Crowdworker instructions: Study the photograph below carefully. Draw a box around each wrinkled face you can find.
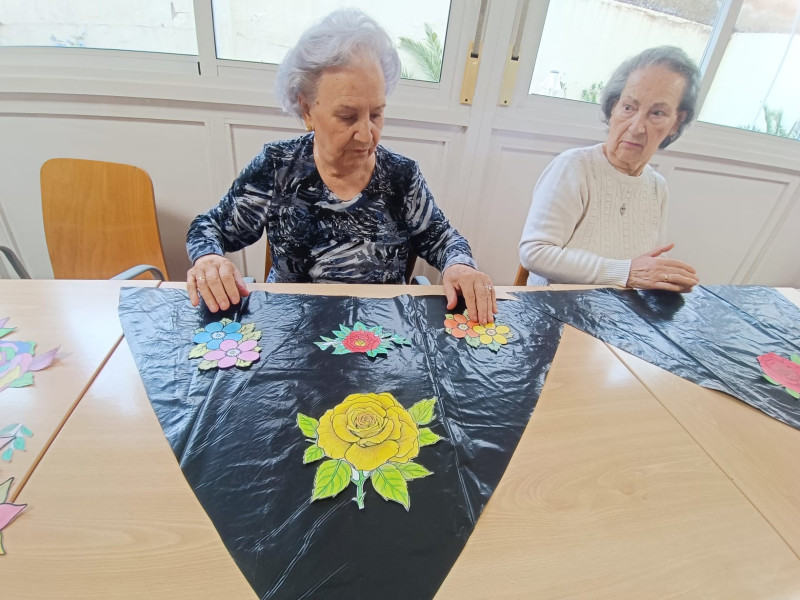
[300,60,386,174]
[605,65,687,176]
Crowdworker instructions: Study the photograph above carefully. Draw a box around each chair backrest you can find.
[514,264,529,286]
[40,158,169,280]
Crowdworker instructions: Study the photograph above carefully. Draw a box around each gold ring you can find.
[197,276,205,281]
[664,273,670,282]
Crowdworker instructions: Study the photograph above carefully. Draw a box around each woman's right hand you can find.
[187,254,250,312]
[626,243,699,293]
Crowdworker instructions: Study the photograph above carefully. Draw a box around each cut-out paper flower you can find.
[0,319,58,393]
[444,312,479,340]
[758,352,800,399]
[200,339,261,370]
[0,477,27,555]
[297,393,442,511]
[315,322,411,358]
[192,320,244,350]
[189,318,262,370]
[444,310,514,353]
[0,423,33,462]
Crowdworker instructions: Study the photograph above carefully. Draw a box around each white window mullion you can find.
[696,0,744,112]
[193,0,218,77]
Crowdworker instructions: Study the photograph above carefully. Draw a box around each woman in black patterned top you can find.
[186,9,497,324]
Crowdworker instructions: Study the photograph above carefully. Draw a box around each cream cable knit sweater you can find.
[519,143,667,286]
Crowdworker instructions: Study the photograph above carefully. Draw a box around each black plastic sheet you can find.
[118,287,564,600]
[517,285,800,430]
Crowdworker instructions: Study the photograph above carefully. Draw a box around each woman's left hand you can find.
[443,264,498,325]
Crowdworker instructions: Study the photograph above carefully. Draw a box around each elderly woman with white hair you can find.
[187,9,497,323]
[519,46,701,292]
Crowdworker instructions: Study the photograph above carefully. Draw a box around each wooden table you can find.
[0,279,157,496]
[4,281,800,599]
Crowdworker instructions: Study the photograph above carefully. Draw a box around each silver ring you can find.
[664,273,670,282]
[485,285,493,290]
[197,276,205,281]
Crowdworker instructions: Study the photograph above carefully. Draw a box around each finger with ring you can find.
[485,285,493,290]
[197,276,206,281]
[664,273,670,282]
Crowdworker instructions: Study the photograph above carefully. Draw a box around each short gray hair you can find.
[275,8,402,119]
[600,46,700,149]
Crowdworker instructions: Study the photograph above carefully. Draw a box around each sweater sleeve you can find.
[186,148,273,265]
[404,162,477,273]
[518,151,630,286]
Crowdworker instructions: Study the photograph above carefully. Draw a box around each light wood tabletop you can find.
[0,279,158,496]
[4,281,799,599]
[3,339,257,599]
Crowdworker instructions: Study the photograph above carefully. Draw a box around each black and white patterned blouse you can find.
[187,134,477,283]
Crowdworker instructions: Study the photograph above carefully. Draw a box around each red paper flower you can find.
[342,330,382,353]
[758,352,800,399]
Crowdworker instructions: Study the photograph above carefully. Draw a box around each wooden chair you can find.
[514,264,529,286]
[40,159,169,280]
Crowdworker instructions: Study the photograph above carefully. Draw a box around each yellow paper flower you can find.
[317,392,420,471]
[472,323,511,346]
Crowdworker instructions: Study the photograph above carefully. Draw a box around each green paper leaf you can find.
[394,461,433,480]
[303,444,325,464]
[241,331,262,342]
[371,464,410,510]
[297,413,319,439]
[465,336,481,348]
[487,341,501,353]
[0,477,12,502]
[418,427,443,447]
[0,424,16,436]
[444,313,454,320]
[1,448,12,462]
[791,354,800,365]
[188,344,208,359]
[235,359,252,368]
[353,322,365,331]
[314,341,329,350]
[312,459,351,501]
[239,323,256,334]
[20,426,33,438]
[371,325,384,335]
[219,318,233,326]
[9,372,34,388]
[408,398,437,425]
[197,360,218,370]
[194,327,205,334]
[366,349,378,357]
[337,325,352,336]
[763,374,780,386]
[332,345,350,355]
[12,437,25,451]
[787,388,800,399]
[392,335,411,346]
[0,327,14,339]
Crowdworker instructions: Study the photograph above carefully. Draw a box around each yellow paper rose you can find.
[317,392,420,471]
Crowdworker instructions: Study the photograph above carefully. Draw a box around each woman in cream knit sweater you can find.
[519,46,700,292]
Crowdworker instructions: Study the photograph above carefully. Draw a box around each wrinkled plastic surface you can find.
[518,285,800,430]
[118,287,564,600]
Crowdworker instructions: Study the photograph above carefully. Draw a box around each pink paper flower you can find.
[202,339,260,369]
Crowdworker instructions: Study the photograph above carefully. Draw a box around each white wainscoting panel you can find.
[0,114,213,279]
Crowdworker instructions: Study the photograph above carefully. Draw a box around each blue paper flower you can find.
[193,321,243,350]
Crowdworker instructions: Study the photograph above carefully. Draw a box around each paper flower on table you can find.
[189,318,262,370]
[297,393,442,511]
[315,322,411,358]
[0,318,59,393]
[758,352,800,399]
[0,477,27,555]
[444,310,514,353]
[0,423,33,462]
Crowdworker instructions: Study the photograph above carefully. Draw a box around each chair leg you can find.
[0,246,31,279]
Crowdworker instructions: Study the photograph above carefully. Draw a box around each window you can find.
[0,0,198,55]
[699,0,800,139]
[211,0,451,82]
[529,0,720,102]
